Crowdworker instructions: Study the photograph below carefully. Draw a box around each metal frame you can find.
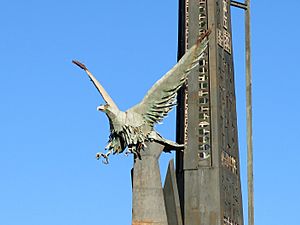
[231,0,247,10]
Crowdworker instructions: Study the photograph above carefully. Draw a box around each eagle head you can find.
[97,103,116,114]
[97,104,121,124]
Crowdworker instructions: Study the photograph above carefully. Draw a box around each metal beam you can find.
[231,0,247,10]
[245,1,254,225]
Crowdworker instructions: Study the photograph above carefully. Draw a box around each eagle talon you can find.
[100,153,110,164]
[95,152,111,164]
[96,152,101,160]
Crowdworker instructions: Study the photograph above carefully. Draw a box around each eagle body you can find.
[104,106,147,157]
[73,30,210,163]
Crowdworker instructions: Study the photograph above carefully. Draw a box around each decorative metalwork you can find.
[217,28,232,54]
[221,151,238,174]
[185,0,190,51]
[223,0,229,30]
[223,29,232,54]
[183,0,211,161]
[197,0,211,161]
[183,0,189,146]
[218,28,224,47]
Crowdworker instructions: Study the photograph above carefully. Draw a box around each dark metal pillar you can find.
[176,0,244,224]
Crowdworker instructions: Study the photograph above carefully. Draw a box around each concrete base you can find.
[132,142,168,225]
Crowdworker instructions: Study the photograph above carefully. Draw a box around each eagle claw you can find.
[96,152,110,164]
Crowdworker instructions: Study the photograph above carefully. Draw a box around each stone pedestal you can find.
[132,142,168,225]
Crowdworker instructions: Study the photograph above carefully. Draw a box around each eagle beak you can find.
[97,105,105,111]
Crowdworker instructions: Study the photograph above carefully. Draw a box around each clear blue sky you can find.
[0,1,299,225]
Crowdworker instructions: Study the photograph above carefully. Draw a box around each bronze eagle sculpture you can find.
[73,30,210,163]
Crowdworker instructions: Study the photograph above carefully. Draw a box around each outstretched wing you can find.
[72,60,119,110]
[128,30,210,128]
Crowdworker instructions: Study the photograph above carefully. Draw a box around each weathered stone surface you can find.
[132,142,168,225]
[163,159,183,225]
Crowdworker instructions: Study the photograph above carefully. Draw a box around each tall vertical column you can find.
[245,1,254,225]
[176,1,244,224]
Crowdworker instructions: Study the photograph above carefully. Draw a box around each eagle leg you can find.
[124,144,143,159]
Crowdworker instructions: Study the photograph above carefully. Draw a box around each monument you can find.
[73,31,209,225]
[73,0,253,224]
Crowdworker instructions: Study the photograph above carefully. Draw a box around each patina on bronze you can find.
[72,30,209,164]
